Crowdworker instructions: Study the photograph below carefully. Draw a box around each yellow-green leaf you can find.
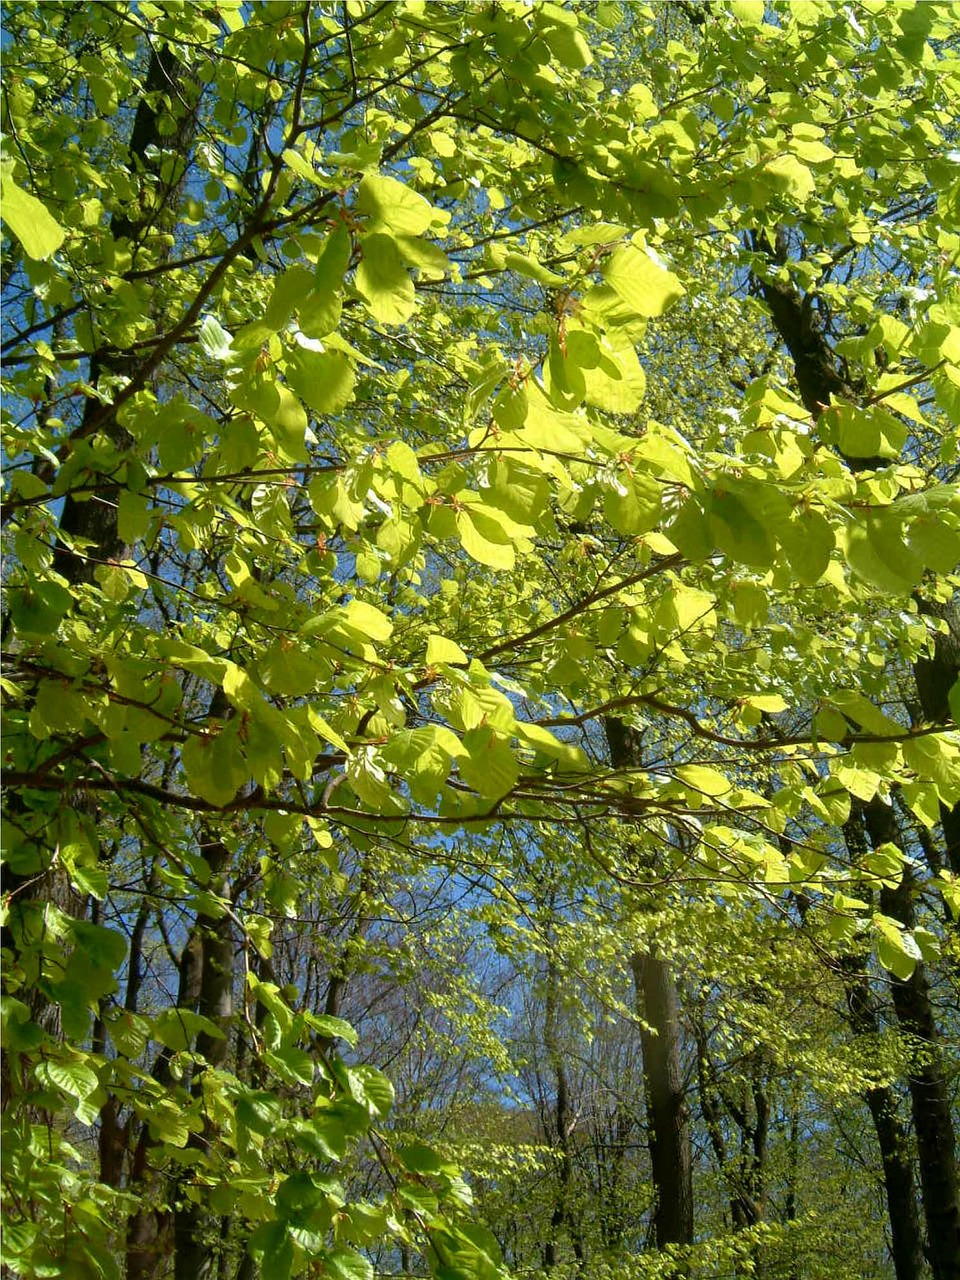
[1,175,66,259]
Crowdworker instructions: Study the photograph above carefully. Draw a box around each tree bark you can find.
[172,813,235,1280]
[865,802,960,1280]
[755,231,960,1280]
[840,811,926,1280]
[913,597,960,875]
[605,717,694,1251]
[59,44,199,581]
[543,960,584,1270]
[630,951,694,1251]
[126,928,203,1280]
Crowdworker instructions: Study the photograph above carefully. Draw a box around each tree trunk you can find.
[913,596,960,874]
[59,44,199,581]
[754,230,960,1280]
[785,1103,801,1280]
[172,827,235,1280]
[840,811,926,1280]
[844,959,925,1280]
[126,929,203,1280]
[543,961,584,1270]
[865,800,960,1280]
[605,716,694,1252]
[630,951,694,1251]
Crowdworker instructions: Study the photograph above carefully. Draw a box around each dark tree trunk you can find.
[543,961,584,1270]
[694,1006,769,1275]
[126,928,203,1280]
[913,597,960,875]
[630,951,694,1250]
[864,800,960,1280]
[172,826,235,1280]
[605,716,694,1252]
[59,44,199,582]
[754,229,960,1280]
[866,1088,928,1280]
[785,1104,802,1280]
[840,811,926,1280]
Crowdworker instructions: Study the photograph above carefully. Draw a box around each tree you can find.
[3,3,959,1279]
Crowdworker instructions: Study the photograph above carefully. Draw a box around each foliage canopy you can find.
[2,2,959,1279]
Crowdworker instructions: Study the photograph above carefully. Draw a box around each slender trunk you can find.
[694,1012,743,1231]
[785,1104,801,1280]
[126,929,203,1280]
[695,1005,768,1275]
[173,830,234,1280]
[913,596,960,875]
[323,858,373,1021]
[605,716,693,1252]
[865,800,960,1280]
[543,961,584,1270]
[631,950,694,1250]
[841,809,926,1280]
[865,1087,927,1280]
[232,954,274,1280]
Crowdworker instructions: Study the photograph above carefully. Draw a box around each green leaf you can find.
[940,871,960,921]
[341,599,393,643]
[873,914,922,980]
[198,315,234,361]
[270,385,309,462]
[381,725,464,803]
[503,251,566,286]
[492,384,529,430]
[862,842,905,888]
[8,579,73,635]
[709,489,774,567]
[603,471,661,536]
[70,919,128,970]
[1,174,66,259]
[538,14,593,69]
[459,726,520,800]
[760,154,815,202]
[831,404,906,460]
[515,720,588,771]
[283,147,324,186]
[843,520,922,593]
[731,0,764,23]
[581,340,647,414]
[356,174,442,235]
[350,1064,395,1118]
[1,998,43,1051]
[399,1141,448,1174]
[181,728,248,806]
[323,1248,374,1280]
[676,764,732,797]
[780,509,835,584]
[276,1172,326,1217]
[654,584,717,640]
[152,1008,226,1052]
[34,1057,99,1103]
[303,1012,359,1047]
[906,514,960,574]
[286,347,355,415]
[264,265,316,332]
[356,233,416,324]
[426,634,468,665]
[602,244,684,317]
[457,508,515,570]
[248,1222,293,1280]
